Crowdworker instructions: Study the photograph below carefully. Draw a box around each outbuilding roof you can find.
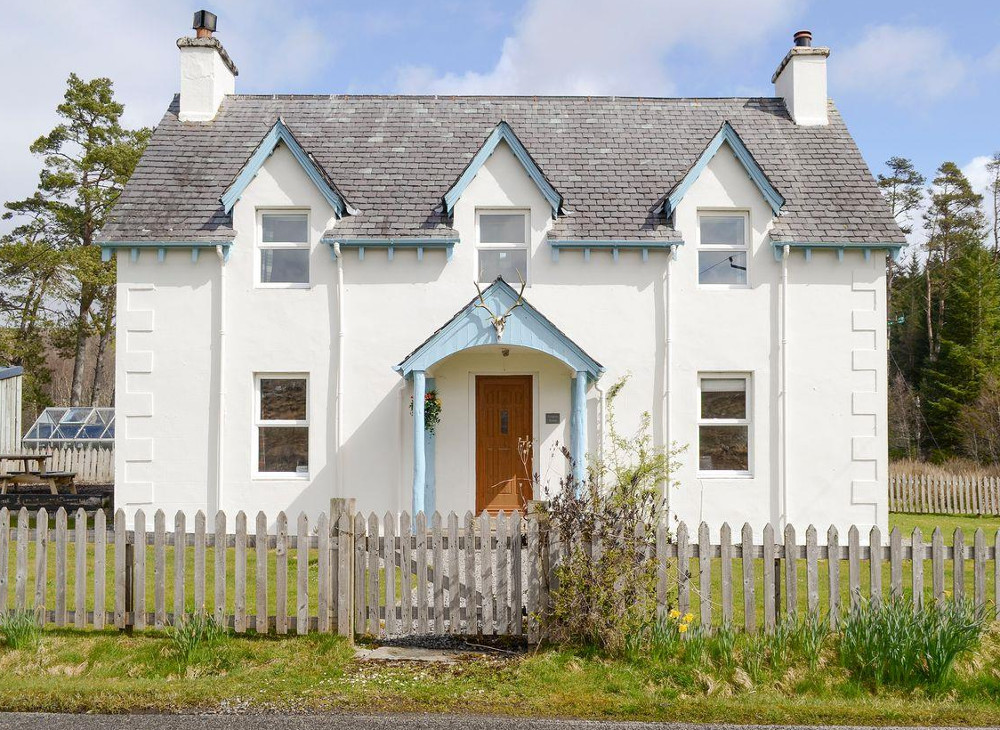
[100,94,904,246]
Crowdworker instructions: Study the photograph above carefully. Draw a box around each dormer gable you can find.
[444,121,563,219]
[221,117,356,218]
[663,122,785,218]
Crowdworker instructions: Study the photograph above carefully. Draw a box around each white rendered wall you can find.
[115,137,887,535]
[774,51,829,126]
[178,45,235,122]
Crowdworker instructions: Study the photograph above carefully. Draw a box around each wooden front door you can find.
[476,375,533,514]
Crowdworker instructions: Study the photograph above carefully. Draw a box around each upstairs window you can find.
[259,212,310,285]
[698,375,751,474]
[477,211,528,283]
[255,374,309,477]
[698,213,748,286]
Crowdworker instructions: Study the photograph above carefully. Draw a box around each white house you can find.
[100,15,905,535]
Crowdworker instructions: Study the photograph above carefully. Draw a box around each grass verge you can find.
[0,627,999,724]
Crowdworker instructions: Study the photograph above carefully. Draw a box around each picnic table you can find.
[0,453,76,495]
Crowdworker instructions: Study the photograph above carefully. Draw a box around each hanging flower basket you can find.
[410,390,443,434]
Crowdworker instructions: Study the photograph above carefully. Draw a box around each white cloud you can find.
[831,25,967,103]
[397,0,801,96]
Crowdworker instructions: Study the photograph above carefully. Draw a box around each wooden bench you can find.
[0,470,77,495]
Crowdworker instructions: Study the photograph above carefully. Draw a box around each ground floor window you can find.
[698,374,750,475]
[254,374,309,477]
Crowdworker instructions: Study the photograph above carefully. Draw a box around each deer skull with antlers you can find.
[474,273,526,341]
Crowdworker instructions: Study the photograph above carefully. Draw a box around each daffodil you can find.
[683,613,694,623]
[669,609,681,619]
[678,623,688,633]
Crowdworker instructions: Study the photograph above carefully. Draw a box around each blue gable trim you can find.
[99,240,233,263]
[0,366,23,381]
[664,122,785,218]
[395,278,603,379]
[771,240,906,263]
[443,121,563,218]
[221,118,354,218]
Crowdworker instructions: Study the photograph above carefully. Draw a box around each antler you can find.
[473,280,499,321]
[498,269,527,321]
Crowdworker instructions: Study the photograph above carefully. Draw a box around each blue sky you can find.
[2,0,998,242]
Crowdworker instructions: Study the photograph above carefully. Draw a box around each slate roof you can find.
[100,94,904,246]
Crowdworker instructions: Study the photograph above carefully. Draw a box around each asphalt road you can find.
[0,715,994,730]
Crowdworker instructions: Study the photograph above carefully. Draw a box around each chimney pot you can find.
[193,10,218,38]
[793,30,813,47]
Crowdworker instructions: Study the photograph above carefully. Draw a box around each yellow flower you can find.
[678,623,688,633]
[683,613,694,623]
[669,609,681,619]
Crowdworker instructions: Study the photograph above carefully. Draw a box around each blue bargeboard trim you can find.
[100,241,233,263]
[549,239,684,262]
[395,278,603,380]
[0,366,24,381]
[221,117,354,218]
[664,121,785,218]
[321,237,459,262]
[771,240,906,263]
[443,121,563,218]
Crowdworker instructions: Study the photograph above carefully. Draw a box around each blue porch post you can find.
[424,377,436,516]
[412,370,426,515]
[570,372,588,486]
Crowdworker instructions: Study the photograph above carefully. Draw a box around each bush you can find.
[541,376,685,653]
[839,597,987,689]
[0,610,41,650]
[169,613,228,664]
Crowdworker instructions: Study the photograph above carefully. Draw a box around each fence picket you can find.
[784,523,797,617]
[214,512,226,626]
[235,511,247,634]
[480,511,494,635]
[400,511,412,636]
[806,525,819,617]
[869,526,882,604]
[464,511,477,635]
[526,512,539,642]
[974,528,986,608]
[75,509,86,628]
[511,513,523,637]
[911,527,924,611]
[134,510,146,630]
[932,527,945,607]
[34,508,48,623]
[194,511,206,614]
[762,523,775,633]
[699,522,713,630]
[276,511,288,635]
[384,512,396,636]
[337,512,352,636]
[174,512,186,622]
[433,512,445,635]
[741,523,755,633]
[299,513,311,636]
[889,527,902,600]
[55,508,67,626]
[720,523,733,626]
[495,513,508,635]
[827,525,840,627]
[0,508,7,614]
[953,528,965,602]
[154,510,166,629]
[677,521,690,616]
[416,511,428,634]
[848,525,860,612]
[255,512,267,634]
[367,512,379,636]
[94,509,106,628]
[447,512,459,634]
[656,519,667,616]
[113,509,124,628]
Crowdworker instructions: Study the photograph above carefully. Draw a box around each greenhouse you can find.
[22,407,115,446]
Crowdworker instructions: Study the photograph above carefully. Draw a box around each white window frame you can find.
[252,373,310,480]
[256,209,311,289]
[697,210,750,289]
[475,208,531,285]
[697,373,752,478]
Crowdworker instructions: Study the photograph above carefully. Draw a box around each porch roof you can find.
[394,278,604,379]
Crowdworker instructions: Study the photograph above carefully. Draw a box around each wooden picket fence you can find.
[2,505,999,638]
[889,473,1000,515]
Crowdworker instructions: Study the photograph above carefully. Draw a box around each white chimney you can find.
[772,30,830,126]
[177,10,238,122]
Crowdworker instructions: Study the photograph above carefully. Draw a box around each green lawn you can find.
[0,628,997,724]
[889,512,1000,543]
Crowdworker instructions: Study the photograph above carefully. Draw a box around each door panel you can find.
[476,375,533,514]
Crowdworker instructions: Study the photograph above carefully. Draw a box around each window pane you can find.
[261,248,309,284]
[262,214,308,243]
[701,379,747,419]
[260,378,307,421]
[479,214,526,244]
[699,425,749,471]
[258,427,309,473]
[700,215,745,245]
[698,250,747,285]
[478,248,527,283]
